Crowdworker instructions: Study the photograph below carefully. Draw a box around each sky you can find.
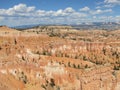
[0,0,120,26]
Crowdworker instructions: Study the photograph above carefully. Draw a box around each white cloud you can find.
[0,3,35,17]
[0,16,4,21]
[90,9,112,15]
[103,0,120,9]
[90,15,120,22]
[53,7,75,17]
[0,4,84,18]
[115,16,120,21]
[104,9,113,12]
[104,0,120,7]
[0,3,119,26]
[0,4,88,26]
[13,3,35,12]
[116,16,120,19]
[0,9,6,15]
[96,0,120,9]
[104,0,120,4]
[54,9,67,16]
[80,7,90,11]
[104,4,114,7]
[64,7,75,13]
[69,12,87,18]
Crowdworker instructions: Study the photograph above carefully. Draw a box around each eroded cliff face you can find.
[0,26,120,90]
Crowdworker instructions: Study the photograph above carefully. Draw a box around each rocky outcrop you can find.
[0,26,120,90]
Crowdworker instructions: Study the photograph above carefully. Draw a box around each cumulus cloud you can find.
[0,4,86,18]
[54,9,67,17]
[0,3,88,26]
[90,9,112,15]
[13,3,35,12]
[104,0,120,7]
[96,0,120,9]
[35,8,74,17]
[79,7,90,11]
[0,3,35,17]
[0,3,119,26]
[64,7,75,13]
[104,0,120,4]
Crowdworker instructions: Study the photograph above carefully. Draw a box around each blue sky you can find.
[0,0,120,26]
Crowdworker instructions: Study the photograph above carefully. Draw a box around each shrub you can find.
[78,64,80,69]
[85,64,88,68]
[68,62,71,67]
[50,78,55,87]
[73,64,76,68]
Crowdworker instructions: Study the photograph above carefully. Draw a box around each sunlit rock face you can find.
[0,26,120,90]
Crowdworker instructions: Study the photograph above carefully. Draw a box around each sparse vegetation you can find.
[0,26,120,90]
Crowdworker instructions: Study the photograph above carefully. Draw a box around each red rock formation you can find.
[0,26,120,90]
